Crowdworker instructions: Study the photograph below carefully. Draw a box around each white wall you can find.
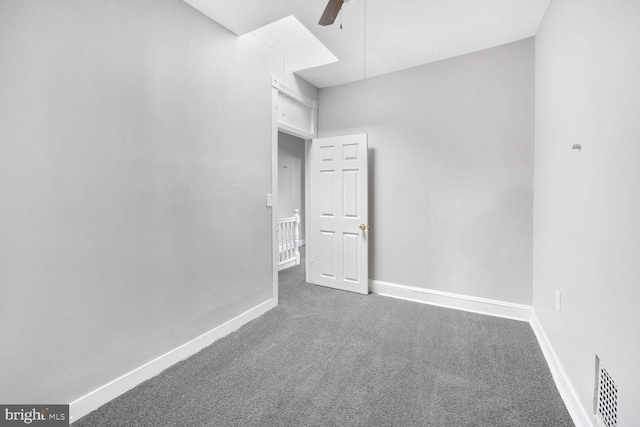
[277,132,306,242]
[534,0,640,424]
[0,0,316,405]
[318,39,535,305]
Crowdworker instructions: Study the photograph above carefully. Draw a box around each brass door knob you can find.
[359,224,367,231]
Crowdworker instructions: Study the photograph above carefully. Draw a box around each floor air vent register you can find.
[594,356,618,427]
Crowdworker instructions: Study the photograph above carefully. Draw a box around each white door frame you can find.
[271,78,318,304]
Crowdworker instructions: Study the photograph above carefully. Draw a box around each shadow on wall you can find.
[368,147,376,278]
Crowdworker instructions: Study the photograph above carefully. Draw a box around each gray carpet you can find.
[74,249,574,426]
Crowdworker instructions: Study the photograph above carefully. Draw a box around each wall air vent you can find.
[594,356,618,427]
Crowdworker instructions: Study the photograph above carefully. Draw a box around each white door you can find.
[310,134,368,294]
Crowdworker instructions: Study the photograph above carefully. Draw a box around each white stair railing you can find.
[277,209,300,271]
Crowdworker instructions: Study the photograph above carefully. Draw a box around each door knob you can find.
[359,224,367,231]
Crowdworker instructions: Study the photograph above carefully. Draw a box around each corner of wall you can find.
[529,313,595,427]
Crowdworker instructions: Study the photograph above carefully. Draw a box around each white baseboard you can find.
[67,284,594,427]
[529,313,596,427]
[371,279,594,426]
[278,259,297,271]
[370,280,532,322]
[69,298,277,423]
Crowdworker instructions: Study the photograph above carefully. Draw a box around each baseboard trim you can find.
[67,286,593,427]
[529,313,595,427]
[278,259,297,271]
[370,279,594,425]
[69,298,277,423]
[369,280,532,322]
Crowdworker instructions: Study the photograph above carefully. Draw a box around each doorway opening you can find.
[271,77,317,304]
[270,80,369,302]
[275,130,312,303]
[277,131,307,271]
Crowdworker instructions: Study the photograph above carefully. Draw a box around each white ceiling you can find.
[183,0,551,88]
[248,15,338,72]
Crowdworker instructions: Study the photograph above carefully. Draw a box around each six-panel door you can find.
[311,134,368,295]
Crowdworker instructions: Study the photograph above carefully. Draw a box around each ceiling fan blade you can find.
[319,0,344,26]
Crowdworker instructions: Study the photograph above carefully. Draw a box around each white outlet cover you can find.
[555,290,561,312]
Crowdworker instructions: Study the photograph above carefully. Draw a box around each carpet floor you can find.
[74,249,574,426]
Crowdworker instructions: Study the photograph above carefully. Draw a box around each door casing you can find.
[271,81,317,305]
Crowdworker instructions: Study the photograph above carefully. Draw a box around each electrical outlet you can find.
[555,290,561,312]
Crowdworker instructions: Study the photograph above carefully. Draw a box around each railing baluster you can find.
[294,209,300,266]
[277,209,301,270]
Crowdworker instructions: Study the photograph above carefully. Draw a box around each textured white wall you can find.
[0,0,316,404]
[318,39,535,304]
[534,0,640,424]
[277,132,306,241]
